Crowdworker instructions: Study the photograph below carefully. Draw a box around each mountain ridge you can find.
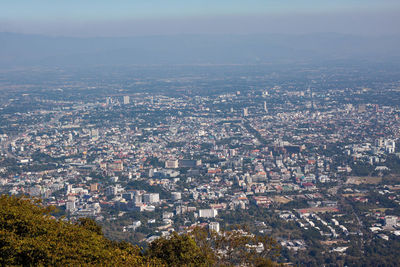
[1,32,400,68]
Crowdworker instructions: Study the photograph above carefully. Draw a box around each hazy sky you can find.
[1,0,400,36]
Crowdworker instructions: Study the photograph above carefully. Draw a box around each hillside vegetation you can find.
[0,195,279,266]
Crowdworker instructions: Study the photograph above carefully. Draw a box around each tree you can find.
[0,194,161,266]
[76,217,103,235]
[189,226,280,267]
[146,232,213,266]
[0,194,281,266]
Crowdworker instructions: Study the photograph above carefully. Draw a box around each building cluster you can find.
[1,86,400,252]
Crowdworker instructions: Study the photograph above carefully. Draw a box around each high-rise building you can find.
[243,107,248,117]
[106,186,117,196]
[199,208,218,218]
[385,216,397,227]
[165,159,179,169]
[66,201,76,211]
[143,193,160,204]
[134,193,142,204]
[209,222,220,233]
[68,132,73,143]
[385,140,396,153]
[90,129,99,141]
[123,95,130,105]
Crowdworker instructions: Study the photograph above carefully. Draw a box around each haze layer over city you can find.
[1,1,400,266]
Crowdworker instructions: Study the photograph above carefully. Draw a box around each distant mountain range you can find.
[1,32,399,68]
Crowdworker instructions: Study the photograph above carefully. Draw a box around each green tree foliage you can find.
[0,194,161,266]
[0,195,280,266]
[147,227,280,267]
[188,226,280,267]
[76,217,103,235]
[146,232,213,266]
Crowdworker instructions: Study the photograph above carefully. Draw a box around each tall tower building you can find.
[123,96,130,105]
[90,129,99,141]
[68,132,73,143]
[263,101,268,113]
[243,107,248,117]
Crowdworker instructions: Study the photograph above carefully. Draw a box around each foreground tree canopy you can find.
[0,195,279,266]
[0,194,160,266]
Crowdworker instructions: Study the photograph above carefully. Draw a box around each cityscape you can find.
[1,64,400,265]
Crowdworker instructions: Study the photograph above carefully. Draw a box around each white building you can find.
[163,212,174,219]
[90,129,99,141]
[125,220,141,231]
[385,140,396,153]
[199,208,218,218]
[123,95,130,105]
[243,107,248,117]
[209,222,220,233]
[134,193,142,204]
[385,216,398,227]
